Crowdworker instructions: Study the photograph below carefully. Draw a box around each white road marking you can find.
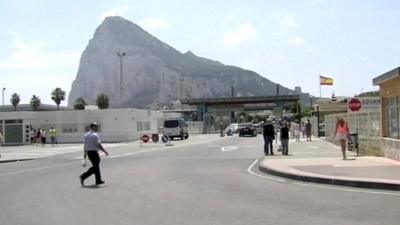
[246,159,286,182]
[247,159,400,197]
[221,146,239,152]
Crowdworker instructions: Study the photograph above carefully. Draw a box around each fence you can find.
[322,110,382,156]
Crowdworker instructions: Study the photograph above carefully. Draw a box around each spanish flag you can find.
[320,76,334,85]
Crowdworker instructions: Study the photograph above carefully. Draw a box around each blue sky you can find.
[0,0,399,106]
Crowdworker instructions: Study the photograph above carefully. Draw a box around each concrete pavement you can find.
[259,137,400,190]
[0,134,222,163]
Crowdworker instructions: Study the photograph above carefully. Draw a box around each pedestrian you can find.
[305,120,312,141]
[263,119,275,155]
[35,129,42,146]
[40,129,46,146]
[334,117,350,160]
[49,127,57,146]
[301,122,306,138]
[289,122,294,139]
[294,122,301,142]
[80,122,109,186]
[280,122,289,155]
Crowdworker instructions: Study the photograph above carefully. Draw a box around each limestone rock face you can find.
[68,16,303,109]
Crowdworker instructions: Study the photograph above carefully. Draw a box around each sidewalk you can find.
[259,138,400,191]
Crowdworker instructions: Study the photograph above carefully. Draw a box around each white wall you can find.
[0,109,163,144]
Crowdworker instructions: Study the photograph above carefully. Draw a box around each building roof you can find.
[0,104,69,112]
[181,95,300,106]
[373,67,400,86]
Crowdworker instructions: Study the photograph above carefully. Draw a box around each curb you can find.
[258,163,400,191]
[0,158,34,164]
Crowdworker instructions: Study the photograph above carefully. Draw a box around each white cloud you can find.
[287,37,304,47]
[273,10,298,30]
[139,17,170,32]
[98,6,132,21]
[281,14,298,29]
[222,23,256,48]
[0,38,79,70]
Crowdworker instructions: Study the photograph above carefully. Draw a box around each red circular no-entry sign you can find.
[348,98,362,112]
[141,134,150,143]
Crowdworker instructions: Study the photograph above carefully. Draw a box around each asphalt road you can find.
[0,135,399,225]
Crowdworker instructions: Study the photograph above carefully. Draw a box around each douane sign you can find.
[348,98,362,112]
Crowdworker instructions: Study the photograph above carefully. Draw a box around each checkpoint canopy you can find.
[181,95,300,133]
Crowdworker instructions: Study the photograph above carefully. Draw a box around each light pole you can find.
[116,52,126,107]
[2,87,5,106]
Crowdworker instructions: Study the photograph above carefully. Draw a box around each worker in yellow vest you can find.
[49,127,57,146]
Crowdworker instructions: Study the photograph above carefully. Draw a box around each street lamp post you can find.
[2,87,5,106]
[116,52,126,107]
[315,104,320,137]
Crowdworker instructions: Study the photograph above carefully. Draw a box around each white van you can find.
[163,118,189,140]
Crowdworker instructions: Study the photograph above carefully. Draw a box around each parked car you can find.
[238,123,257,137]
[252,123,263,134]
[225,123,239,136]
[163,118,189,140]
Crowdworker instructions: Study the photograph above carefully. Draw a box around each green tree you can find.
[356,91,380,97]
[30,95,41,111]
[74,97,87,110]
[10,93,20,111]
[51,87,66,111]
[96,93,109,109]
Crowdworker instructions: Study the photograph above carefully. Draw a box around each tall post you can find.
[179,76,184,116]
[276,84,280,95]
[231,79,234,98]
[2,87,5,106]
[316,104,320,137]
[116,52,126,107]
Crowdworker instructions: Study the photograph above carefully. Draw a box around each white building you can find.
[0,109,164,145]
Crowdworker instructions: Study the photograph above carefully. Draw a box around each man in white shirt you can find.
[79,123,109,186]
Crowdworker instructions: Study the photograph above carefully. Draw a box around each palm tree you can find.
[51,87,66,111]
[30,95,41,111]
[74,97,86,110]
[96,94,109,109]
[10,93,20,111]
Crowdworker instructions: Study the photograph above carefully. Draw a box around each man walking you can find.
[280,122,290,155]
[263,119,275,155]
[80,123,109,186]
[305,120,312,141]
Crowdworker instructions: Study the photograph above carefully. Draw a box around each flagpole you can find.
[319,74,321,98]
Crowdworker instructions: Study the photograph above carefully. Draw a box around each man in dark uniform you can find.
[263,119,275,155]
[80,123,109,186]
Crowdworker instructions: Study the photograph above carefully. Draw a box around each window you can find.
[386,96,399,139]
[62,124,79,133]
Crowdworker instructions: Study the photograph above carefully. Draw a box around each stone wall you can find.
[323,110,382,157]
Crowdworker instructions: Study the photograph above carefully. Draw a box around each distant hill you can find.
[68,16,310,109]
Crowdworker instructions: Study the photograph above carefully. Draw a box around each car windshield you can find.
[164,120,179,128]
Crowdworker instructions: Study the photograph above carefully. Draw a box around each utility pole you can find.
[116,52,126,107]
[179,76,184,115]
[2,87,5,106]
